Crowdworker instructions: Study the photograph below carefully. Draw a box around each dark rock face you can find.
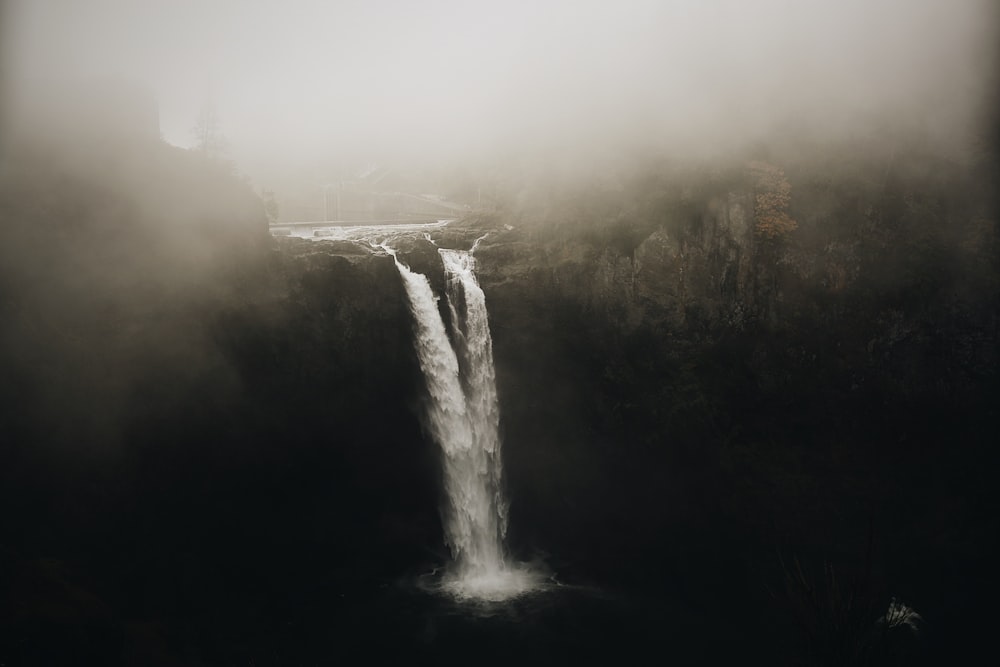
[472,192,761,338]
[632,192,760,329]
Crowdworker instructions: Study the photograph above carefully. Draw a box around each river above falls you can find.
[270,218,454,241]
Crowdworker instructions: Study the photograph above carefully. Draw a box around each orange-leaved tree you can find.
[748,160,797,238]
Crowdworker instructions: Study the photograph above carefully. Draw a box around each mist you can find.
[4,0,996,174]
[2,2,999,664]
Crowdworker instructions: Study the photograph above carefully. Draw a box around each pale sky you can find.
[3,0,996,172]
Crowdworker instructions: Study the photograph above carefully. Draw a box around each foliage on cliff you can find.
[748,160,798,238]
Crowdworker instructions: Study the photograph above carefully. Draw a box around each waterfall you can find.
[384,240,539,601]
[440,247,508,560]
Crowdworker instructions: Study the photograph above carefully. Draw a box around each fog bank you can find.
[3,0,996,170]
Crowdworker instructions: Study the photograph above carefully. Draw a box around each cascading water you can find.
[439,247,507,566]
[383,239,540,601]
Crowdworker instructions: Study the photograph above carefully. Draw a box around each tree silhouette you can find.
[261,188,279,223]
[192,101,228,158]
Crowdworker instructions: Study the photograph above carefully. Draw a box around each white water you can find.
[439,246,507,565]
[384,240,541,601]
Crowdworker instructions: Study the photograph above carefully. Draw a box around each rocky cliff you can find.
[2,136,996,662]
